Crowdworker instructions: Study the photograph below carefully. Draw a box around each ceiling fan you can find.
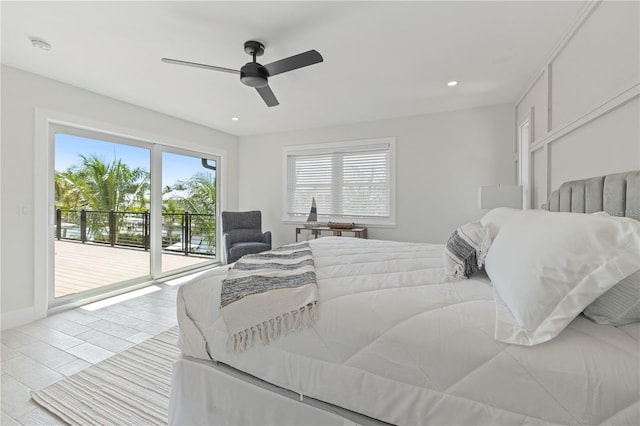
[162,41,323,107]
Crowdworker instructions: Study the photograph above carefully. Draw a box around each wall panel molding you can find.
[530,84,639,152]
[518,0,639,208]
[514,0,601,107]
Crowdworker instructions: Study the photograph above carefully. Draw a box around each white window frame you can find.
[282,137,396,227]
[35,108,226,316]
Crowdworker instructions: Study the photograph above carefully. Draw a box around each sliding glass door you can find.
[51,125,219,308]
[53,128,151,302]
[161,152,218,274]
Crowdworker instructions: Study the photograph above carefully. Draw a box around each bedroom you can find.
[1,0,639,425]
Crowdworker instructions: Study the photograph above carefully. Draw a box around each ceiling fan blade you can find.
[262,50,323,77]
[161,58,240,75]
[256,85,279,107]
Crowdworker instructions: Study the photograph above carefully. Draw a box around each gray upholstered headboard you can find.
[542,170,640,220]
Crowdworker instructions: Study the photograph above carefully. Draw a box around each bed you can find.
[169,170,640,425]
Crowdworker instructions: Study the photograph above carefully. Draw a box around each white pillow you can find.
[479,207,520,240]
[485,209,640,346]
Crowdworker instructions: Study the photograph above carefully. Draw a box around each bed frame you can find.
[542,170,640,219]
[169,355,391,425]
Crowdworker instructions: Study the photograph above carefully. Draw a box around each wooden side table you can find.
[295,225,368,242]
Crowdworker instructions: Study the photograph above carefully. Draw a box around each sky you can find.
[55,133,215,186]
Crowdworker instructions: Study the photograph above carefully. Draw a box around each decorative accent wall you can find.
[515,0,640,208]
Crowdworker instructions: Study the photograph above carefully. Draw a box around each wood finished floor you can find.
[0,278,188,425]
[54,240,212,298]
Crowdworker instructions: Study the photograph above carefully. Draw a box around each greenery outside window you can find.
[50,122,219,305]
[283,137,396,226]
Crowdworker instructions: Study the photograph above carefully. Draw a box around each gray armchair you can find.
[222,210,272,264]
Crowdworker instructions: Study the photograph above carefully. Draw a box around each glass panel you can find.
[161,152,217,273]
[54,133,151,299]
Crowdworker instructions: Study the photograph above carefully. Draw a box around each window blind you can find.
[286,144,391,220]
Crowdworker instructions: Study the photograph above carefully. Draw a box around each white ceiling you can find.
[1,1,586,137]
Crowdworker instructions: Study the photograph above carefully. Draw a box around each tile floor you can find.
[1,281,182,425]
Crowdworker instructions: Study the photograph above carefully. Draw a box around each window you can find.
[283,138,395,226]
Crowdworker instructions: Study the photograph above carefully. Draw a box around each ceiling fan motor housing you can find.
[240,62,269,88]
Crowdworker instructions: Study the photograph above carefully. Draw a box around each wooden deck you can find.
[54,240,215,298]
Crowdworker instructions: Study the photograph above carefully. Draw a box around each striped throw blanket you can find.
[220,242,318,353]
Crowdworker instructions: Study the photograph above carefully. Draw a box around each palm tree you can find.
[74,154,149,212]
[169,172,216,213]
[166,171,216,250]
[56,154,150,242]
[162,199,182,247]
[55,169,84,210]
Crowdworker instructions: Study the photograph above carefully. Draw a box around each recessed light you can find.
[30,37,52,51]
[231,117,239,121]
[447,80,459,87]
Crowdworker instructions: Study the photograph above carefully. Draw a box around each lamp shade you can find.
[478,185,523,209]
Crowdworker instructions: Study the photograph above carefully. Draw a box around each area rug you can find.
[31,327,180,426]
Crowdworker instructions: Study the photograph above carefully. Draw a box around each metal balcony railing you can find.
[55,209,216,256]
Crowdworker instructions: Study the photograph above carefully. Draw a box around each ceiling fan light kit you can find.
[162,40,323,107]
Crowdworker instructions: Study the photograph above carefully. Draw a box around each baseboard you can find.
[1,306,43,331]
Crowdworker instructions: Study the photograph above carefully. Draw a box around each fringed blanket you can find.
[220,242,318,353]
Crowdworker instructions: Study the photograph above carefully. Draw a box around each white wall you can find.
[516,0,640,207]
[238,104,514,247]
[0,65,239,329]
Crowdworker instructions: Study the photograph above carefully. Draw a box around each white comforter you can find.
[177,237,640,425]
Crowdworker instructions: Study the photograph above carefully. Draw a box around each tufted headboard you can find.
[542,170,640,220]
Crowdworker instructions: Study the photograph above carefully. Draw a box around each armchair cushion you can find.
[227,228,263,244]
[229,242,272,263]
